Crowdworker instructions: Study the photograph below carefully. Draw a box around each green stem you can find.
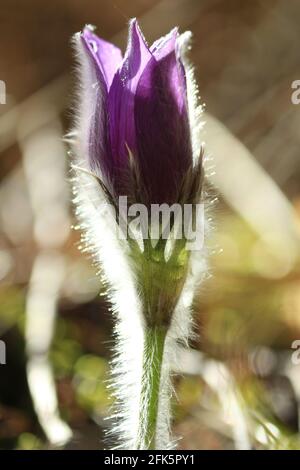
[139,326,168,449]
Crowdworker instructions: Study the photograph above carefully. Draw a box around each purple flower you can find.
[72,22,206,450]
[75,19,196,205]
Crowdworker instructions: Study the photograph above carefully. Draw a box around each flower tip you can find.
[85,24,96,32]
[170,27,180,47]
[129,17,140,36]
[128,17,149,50]
[178,30,192,46]
[81,24,95,40]
[73,31,81,42]
[80,26,101,55]
[176,31,193,59]
[171,26,179,36]
[129,17,138,29]
[150,26,179,60]
[128,17,139,37]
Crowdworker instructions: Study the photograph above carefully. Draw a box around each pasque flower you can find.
[71,19,205,450]
[77,19,200,205]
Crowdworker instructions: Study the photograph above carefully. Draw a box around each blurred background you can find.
[1,0,300,450]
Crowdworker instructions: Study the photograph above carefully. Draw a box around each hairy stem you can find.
[138,325,168,449]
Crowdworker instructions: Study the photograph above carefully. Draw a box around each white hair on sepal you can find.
[72,160,208,449]
[70,160,210,449]
[71,166,147,449]
[178,31,205,165]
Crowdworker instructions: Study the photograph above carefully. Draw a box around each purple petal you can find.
[134,31,192,204]
[108,19,152,171]
[75,31,114,186]
[81,26,122,89]
[150,27,178,58]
